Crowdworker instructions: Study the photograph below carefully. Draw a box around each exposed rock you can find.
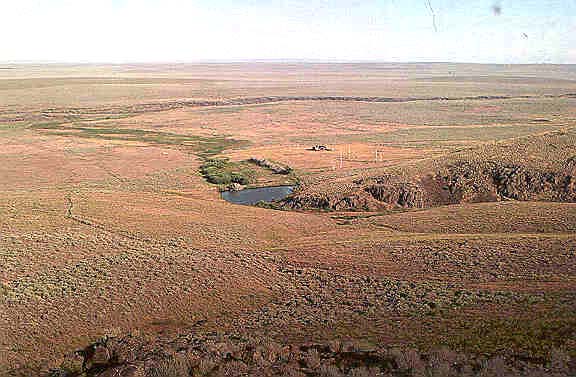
[104,337,143,365]
[365,181,428,208]
[85,344,111,371]
[433,161,498,204]
[60,333,575,377]
[284,160,576,211]
[248,158,292,175]
[439,161,576,203]
[564,156,576,173]
[282,193,333,210]
[227,182,245,192]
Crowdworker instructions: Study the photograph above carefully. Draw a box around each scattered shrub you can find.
[200,158,256,185]
[147,356,190,377]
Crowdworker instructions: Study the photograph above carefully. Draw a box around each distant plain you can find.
[1,63,575,375]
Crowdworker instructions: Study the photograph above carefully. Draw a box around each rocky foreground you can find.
[51,333,575,377]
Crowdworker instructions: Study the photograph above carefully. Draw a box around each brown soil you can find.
[1,63,575,376]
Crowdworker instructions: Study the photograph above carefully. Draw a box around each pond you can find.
[221,185,294,206]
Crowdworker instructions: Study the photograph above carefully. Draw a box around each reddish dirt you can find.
[1,63,575,376]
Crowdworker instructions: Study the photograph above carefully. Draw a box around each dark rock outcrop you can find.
[365,181,428,208]
[283,160,576,211]
[439,161,576,204]
[248,158,292,175]
[50,334,575,377]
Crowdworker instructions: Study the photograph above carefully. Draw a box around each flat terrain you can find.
[0,63,575,376]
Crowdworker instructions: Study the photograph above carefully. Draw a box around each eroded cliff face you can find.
[364,180,428,209]
[282,159,576,211]
[281,190,380,211]
[434,161,576,203]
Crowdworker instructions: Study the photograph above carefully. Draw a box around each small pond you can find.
[221,185,294,205]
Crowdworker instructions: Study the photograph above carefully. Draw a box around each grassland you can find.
[0,63,575,376]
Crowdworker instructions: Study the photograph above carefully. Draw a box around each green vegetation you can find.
[436,310,576,361]
[248,157,293,174]
[31,122,247,157]
[200,158,256,185]
[196,106,247,115]
[254,200,285,210]
[0,122,33,135]
[0,123,25,130]
[200,158,298,187]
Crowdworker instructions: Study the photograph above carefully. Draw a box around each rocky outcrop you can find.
[51,333,575,377]
[282,191,382,211]
[365,180,428,208]
[283,159,576,211]
[226,182,245,192]
[564,156,576,173]
[439,161,576,203]
[30,93,576,123]
[248,158,292,175]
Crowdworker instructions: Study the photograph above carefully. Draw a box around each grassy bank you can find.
[200,158,256,185]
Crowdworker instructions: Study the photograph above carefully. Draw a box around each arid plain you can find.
[1,63,576,376]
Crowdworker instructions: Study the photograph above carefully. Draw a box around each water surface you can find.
[221,185,294,205]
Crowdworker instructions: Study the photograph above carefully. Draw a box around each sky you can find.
[2,0,575,63]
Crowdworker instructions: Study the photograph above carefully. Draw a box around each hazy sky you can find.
[2,0,575,63]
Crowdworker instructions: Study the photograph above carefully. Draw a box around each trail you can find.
[64,193,149,243]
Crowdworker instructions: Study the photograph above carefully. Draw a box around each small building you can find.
[310,145,330,151]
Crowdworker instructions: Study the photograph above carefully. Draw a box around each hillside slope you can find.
[284,128,576,211]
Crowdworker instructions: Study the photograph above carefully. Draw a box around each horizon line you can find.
[1,59,576,66]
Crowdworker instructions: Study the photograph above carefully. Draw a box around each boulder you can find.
[227,182,245,191]
[84,344,111,370]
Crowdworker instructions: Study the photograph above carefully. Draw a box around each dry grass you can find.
[363,201,576,233]
[1,63,575,376]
